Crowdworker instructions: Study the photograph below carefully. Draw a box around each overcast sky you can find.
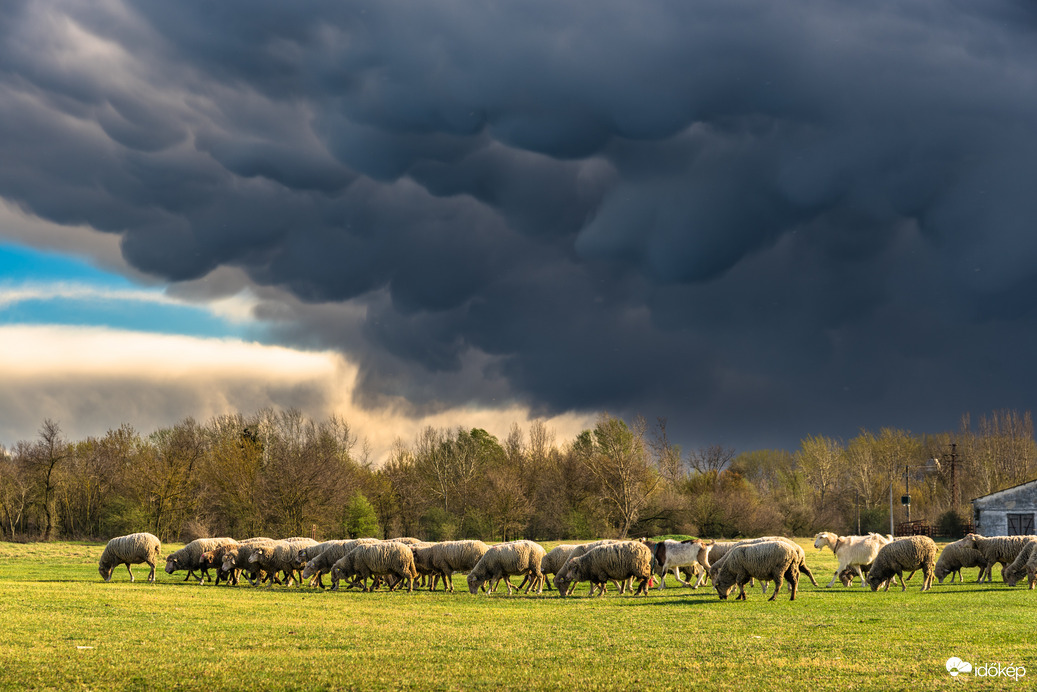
[1,1,1036,458]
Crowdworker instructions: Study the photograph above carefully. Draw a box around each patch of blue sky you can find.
[0,242,135,288]
[0,242,262,341]
[0,293,256,340]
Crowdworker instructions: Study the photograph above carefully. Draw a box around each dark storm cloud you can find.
[2,0,1037,449]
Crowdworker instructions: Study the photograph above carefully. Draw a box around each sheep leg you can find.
[146,562,156,583]
[897,569,906,592]
[768,572,784,602]
[787,566,799,601]
[673,567,689,587]
[800,564,819,587]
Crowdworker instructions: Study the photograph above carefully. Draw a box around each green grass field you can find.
[0,539,1032,691]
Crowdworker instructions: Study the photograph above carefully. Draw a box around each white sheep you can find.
[865,536,937,592]
[712,540,802,601]
[421,540,490,592]
[466,540,547,595]
[707,537,817,593]
[298,538,381,586]
[553,541,654,597]
[1026,545,1037,590]
[961,534,1037,582]
[164,537,237,583]
[329,542,418,592]
[248,540,310,586]
[98,532,162,583]
[218,538,276,586]
[934,537,987,584]
[813,532,893,588]
[556,540,631,595]
[651,539,711,589]
[533,544,578,592]
[1002,541,1037,587]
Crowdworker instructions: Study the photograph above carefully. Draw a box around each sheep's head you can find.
[466,573,484,595]
[866,572,883,591]
[813,533,834,550]
[248,549,265,564]
[934,565,950,584]
[164,556,181,573]
[713,572,737,600]
[98,563,113,582]
[838,568,857,586]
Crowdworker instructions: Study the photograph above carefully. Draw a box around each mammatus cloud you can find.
[0,325,595,458]
[2,1,1036,450]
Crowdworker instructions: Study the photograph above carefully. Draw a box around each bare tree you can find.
[797,435,843,512]
[575,414,660,538]
[24,420,67,541]
[0,444,31,540]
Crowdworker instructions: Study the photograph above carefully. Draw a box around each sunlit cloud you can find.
[0,282,260,324]
[0,325,595,460]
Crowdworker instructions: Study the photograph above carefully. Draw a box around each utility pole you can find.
[949,442,960,512]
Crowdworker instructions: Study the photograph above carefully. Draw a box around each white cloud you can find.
[0,282,260,325]
[0,325,594,460]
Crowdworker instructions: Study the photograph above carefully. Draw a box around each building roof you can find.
[971,477,1037,505]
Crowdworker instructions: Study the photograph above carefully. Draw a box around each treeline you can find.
[0,408,1035,543]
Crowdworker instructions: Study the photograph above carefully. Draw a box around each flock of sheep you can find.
[95,530,1037,600]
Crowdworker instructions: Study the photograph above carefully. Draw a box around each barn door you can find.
[1007,513,1035,535]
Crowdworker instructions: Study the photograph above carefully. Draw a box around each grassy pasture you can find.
[0,539,1032,691]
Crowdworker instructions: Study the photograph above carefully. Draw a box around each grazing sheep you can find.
[934,537,988,584]
[330,542,418,592]
[352,543,416,593]
[294,540,351,587]
[1002,541,1037,587]
[814,532,893,588]
[388,537,424,545]
[467,541,547,595]
[533,544,578,592]
[961,534,1037,582]
[301,539,380,586]
[712,540,802,602]
[422,540,491,592]
[652,539,711,589]
[198,543,246,586]
[1026,546,1037,590]
[248,540,311,586]
[98,532,162,583]
[707,537,817,593]
[164,537,237,583]
[554,541,654,598]
[219,538,278,585]
[866,536,937,592]
[556,540,631,595]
